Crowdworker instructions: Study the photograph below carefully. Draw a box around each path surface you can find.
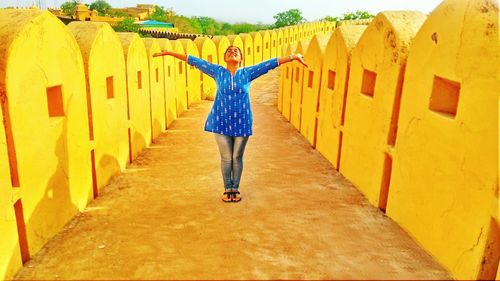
[14,69,451,280]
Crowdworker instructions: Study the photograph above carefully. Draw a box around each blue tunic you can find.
[187,55,279,137]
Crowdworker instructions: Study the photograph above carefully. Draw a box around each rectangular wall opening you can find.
[295,67,300,83]
[361,69,376,97]
[477,218,500,280]
[137,71,142,89]
[14,199,30,264]
[106,76,114,99]
[207,55,213,63]
[429,75,460,118]
[247,47,251,55]
[257,46,260,53]
[46,85,65,117]
[327,70,336,90]
[307,70,314,88]
[178,62,183,74]
[155,68,159,83]
[266,43,269,49]
[378,153,393,212]
[168,66,171,77]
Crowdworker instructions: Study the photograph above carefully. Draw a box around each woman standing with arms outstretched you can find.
[154,45,306,203]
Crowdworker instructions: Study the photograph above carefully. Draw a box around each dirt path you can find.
[14,69,451,280]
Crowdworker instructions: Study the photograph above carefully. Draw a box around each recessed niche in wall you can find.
[106,76,114,99]
[429,75,460,118]
[46,85,64,117]
[327,70,336,90]
[361,69,376,97]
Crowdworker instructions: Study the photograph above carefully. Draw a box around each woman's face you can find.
[224,46,242,65]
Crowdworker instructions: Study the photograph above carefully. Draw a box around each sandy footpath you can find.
[14,69,451,280]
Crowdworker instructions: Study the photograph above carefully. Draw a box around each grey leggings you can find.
[213,133,250,190]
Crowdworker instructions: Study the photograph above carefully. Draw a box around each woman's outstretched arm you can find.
[278,54,307,67]
[153,50,187,61]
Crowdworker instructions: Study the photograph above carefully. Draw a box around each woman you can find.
[154,45,306,203]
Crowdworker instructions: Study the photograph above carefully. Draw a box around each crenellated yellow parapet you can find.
[67,21,129,197]
[0,10,92,279]
[339,11,427,208]
[387,0,499,279]
[194,37,218,100]
[157,38,177,127]
[117,32,152,162]
[143,38,167,139]
[316,25,366,170]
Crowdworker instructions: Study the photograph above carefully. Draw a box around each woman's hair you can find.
[224,45,244,66]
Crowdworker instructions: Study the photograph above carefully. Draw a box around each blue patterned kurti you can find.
[187,55,279,137]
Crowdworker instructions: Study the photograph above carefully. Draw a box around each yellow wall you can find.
[339,12,426,207]
[0,103,22,280]
[299,34,329,147]
[269,30,277,59]
[290,40,309,130]
[171,40,188,115]
[387,0,499,279]
[157,39,177,127]
[260,30,271,61]
[276,29,284,57]
[239,33,254,67]
[143,38,167,139]
[117,32,152,162]
[0,9,93,265]
[280,44,297,121]
[180,39,202,106]
[68,22,129,196]
[250,32,263,64]
[316,26,366,170]
[194,37,218,101]
[212,36,230,68]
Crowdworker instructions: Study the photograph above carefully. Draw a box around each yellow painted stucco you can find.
[68,22,129,197]
[280,44,297,121]
[157,39,177,127]
[171,40,188,115]
[250,32,263,64]
[0,103,22,281]
[194,37,218,100]
[179,39,201,105]
[0,9,93,269]
[143,38,167,140]
[290,40,310,130]
[269,30,278,59]
[339,11,426,207]
[276,29,284,57]
[239,33,254,67]
[299,34,329,147]
[260,31,271,61]
[316,26,366,170]
[386,1,499,279]
[117,32,152,162]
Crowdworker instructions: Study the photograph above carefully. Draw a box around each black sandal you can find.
[222,191,232,203]
[231,190,242,202]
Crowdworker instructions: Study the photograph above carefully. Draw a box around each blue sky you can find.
[2,0,444,24]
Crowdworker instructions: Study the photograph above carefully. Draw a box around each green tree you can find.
[88,0,111,16]
[149,5,167,22]
[324,10,374,22]
[60,0,80,16]
[113,17,139,32]
[272,9,305,28]
[192,16,220,35]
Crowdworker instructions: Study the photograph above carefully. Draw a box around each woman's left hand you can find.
[295,54,308,68]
